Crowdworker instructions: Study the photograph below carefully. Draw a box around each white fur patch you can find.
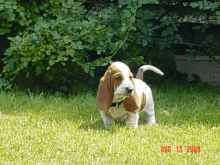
[113,62,130,77]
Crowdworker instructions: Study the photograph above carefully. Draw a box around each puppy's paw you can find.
[147,120,157,126]
[103,116,114,127]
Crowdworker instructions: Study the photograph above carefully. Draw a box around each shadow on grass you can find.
[1,102,219,132]
[78,107,220,131]
[78,113,160,131]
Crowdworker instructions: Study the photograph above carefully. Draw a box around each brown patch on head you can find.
[112,72,123,91]
[96,63,124,114]
[128,72,134,80]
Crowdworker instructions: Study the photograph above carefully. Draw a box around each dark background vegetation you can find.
[0,0,220,94]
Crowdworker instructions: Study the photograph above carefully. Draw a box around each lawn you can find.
[0,84,220,164]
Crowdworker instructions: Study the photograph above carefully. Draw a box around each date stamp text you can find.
[161,146,200,153]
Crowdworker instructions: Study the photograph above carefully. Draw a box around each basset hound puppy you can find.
[96,62,164,128]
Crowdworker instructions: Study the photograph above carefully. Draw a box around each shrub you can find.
[1,0,220,92]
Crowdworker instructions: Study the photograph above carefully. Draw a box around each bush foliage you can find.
[0,0,220,92]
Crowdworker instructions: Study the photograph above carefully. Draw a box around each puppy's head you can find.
[112,62,134,101]
[96,62,140,114]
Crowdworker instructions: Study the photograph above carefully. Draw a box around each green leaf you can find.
[88,36,94,43]
[10,13,15,20]
[162,30,168,37]
[0,78,12,90]
[49,59,56,66]
[192,25,201,31]
[67,0,74,5]
[53,33,61,39]
[121,27,127,32]
[159,42,165,50]
[59,20,66,24]
[66,49,75,57]
[0,5,4,11]
[84,65,89,73]
[193,3,200,8]
[97,50,101,55]
[7,8,13,15]
[71,42,77,49]
[46,50,51,55]
[96,61,101,66]
[216,11,220,16]
[4,47,13,56]
[129,16,135,23]
[76,41,83,49]
[162,27,173,37]
[0,28,10,35]
[121,10,131,19]
[19,11,25,18]
[44,3,49,8]
[82,20,90,28]
[101,63,108,66]
[3,58,14,70]
[63,36,71,43]
[41,22,50,29]
[90,70,94,77]
[31,33,38,40]
[142,39,148,46]
[23,61,28,68]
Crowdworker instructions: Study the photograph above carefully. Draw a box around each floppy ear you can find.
[96,70,113,114]
[123,91,140,113]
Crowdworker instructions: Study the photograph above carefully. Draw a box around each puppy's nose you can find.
[126,87,133,94]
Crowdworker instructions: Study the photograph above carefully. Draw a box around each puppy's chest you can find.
[108,103,127,118]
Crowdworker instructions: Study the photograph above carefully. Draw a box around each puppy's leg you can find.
[143,98,157,125]
[126,112,139,128]
[99,110,114,127]
[143,104,157,125]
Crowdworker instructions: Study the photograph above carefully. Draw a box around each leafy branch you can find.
[177,42,220,65]
[178,42,220,51]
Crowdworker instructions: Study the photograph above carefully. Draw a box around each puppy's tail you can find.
[136,65,164,80]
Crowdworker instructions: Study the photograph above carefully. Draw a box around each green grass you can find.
[0,84,220,164]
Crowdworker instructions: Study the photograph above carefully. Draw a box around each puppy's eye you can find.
[116,77,122,81]
[129,76,133,79]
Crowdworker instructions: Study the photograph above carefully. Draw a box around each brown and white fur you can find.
[96,62,163,128]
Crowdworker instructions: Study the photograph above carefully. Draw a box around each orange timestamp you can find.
[161,146,201,153]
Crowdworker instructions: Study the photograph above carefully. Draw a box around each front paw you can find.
[100,111,114,127]
[103,116,114,127]
[126,119,138,129]
[147,120,157,125]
